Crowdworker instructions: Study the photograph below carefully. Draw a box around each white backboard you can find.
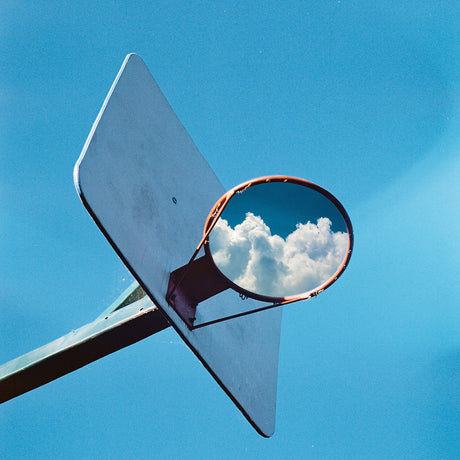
[74,54,282,436]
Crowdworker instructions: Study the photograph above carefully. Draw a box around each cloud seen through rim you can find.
[209,212,349,297]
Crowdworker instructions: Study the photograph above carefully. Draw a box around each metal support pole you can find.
[0,285,170,403]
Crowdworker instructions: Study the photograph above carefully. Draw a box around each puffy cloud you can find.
[209,213,348,297]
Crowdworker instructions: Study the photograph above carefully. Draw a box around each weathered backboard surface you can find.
[74,54,282,436]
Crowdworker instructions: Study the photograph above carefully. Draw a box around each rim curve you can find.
[202,175,354,306]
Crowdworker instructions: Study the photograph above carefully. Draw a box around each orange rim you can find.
[201,175,354,306]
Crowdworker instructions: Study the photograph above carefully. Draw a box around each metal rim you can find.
[202,175,354,305]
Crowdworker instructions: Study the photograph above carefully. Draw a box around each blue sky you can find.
[1,1,459,458]
[217,181,349,235]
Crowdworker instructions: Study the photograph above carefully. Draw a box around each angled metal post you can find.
[0,283,170,404]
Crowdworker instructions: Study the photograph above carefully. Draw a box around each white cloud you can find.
[209,212,348,297]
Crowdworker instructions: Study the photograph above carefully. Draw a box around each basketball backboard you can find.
[74,54,282,437]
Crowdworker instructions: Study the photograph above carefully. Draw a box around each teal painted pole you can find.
[0,286,169,403]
